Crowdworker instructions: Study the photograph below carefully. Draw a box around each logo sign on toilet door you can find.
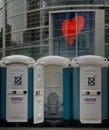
[87,76,95,87]
[6,63,28,122]
[12,73,22,86]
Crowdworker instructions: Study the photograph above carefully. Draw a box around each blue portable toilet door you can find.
[80,65,101,124]
[6,63,28,122]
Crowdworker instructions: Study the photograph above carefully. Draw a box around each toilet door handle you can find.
[23,91,27,94]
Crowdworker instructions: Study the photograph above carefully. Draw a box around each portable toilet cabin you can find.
[34,56,72,126]
[72,55,109,125]
[0,55,35,123]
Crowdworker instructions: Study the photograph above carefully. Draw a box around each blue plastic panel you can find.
[1,67,6,119]
[72,68,80,120]
[28,67,34,120]
[63,68,72,120]
[102,67,109,120]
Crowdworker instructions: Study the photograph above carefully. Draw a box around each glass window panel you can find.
[27,0,40,10]
[52,11,95,57]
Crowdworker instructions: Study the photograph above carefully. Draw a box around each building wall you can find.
[0,1,3,49]
[95,10,105,56]
[1,0,109,59]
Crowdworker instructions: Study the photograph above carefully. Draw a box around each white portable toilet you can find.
[34,56,72,125]
[0,55,35,123]
[72,55,109,124]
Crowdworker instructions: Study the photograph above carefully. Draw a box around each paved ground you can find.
[0,128,109,130]
[0,120,109,129]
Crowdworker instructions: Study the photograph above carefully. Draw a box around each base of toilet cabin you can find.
[72,119,109,127]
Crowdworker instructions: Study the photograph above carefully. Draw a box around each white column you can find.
[76,12,78,57]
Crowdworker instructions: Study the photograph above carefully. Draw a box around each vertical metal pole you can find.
[3,0,6,57]
[49,12,53,55]
[76,12,78,57]
[40,0,46,56]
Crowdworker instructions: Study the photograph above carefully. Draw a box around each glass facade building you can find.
[1,0,109,59]
[0,1,3,49]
